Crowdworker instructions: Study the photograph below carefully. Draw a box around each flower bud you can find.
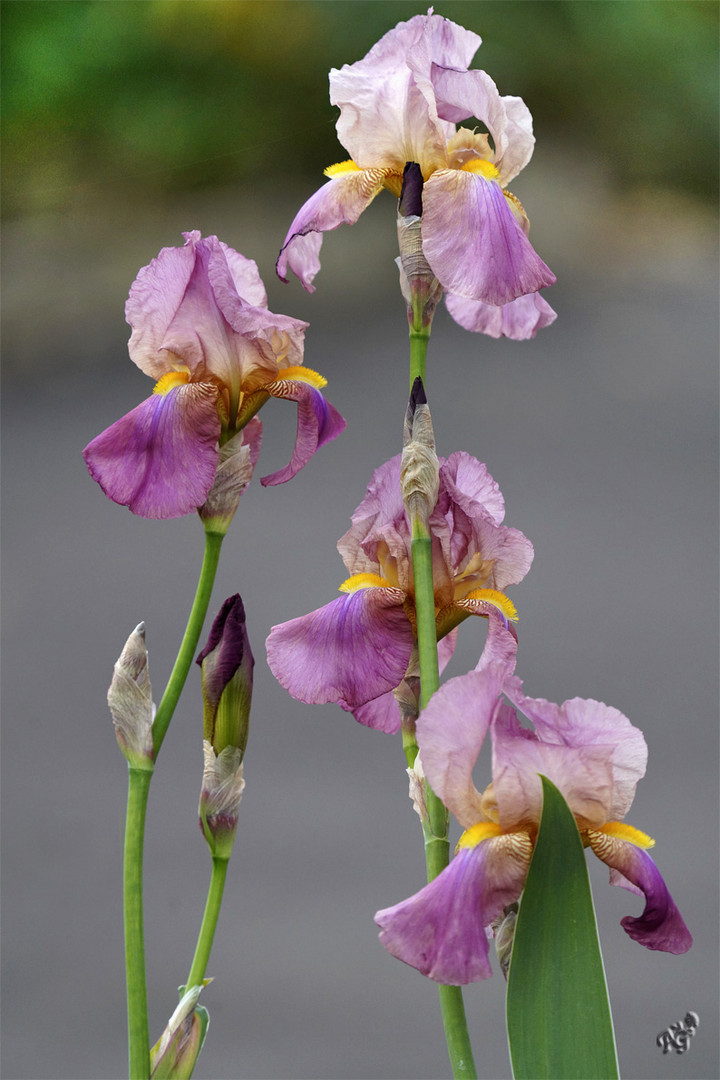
[396,162,442,329]
[150,983,210,1079]
[196,595,254,760]
[198,741,246,858]
[401,377,439,530]
[198,418,262,536]
[107,623,154,768]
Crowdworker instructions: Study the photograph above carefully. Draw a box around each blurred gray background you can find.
[2,2,718,1078]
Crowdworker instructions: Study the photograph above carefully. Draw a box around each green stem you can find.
[186,857,230,989]
[123,525,224,1078]
[406,321,477,1076]
[409,323,431,392]
[152,529,224,756]
[124,766,153,1080]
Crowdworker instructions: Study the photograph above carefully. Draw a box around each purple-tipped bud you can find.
[399,162,424,218]
[401,378,439,528]
[196,594,254,760]
[107,623,155,768]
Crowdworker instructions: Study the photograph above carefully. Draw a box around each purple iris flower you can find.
[266,453,533,732]
[83,232,345,519]
[374,617,693,983]
[277,11,556,340]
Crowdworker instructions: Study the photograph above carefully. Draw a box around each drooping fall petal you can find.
[83,382,221,518]
[445,290,557,340]
[266,586,414,713]
[422,170,556,305]
[587,831,693,954]
[260,375,347,486]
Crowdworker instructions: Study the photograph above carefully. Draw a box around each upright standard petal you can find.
[445,290,557,340]
[266,586,414,712]
[587,832,693,954]
[422,170,556,305]
[259,374,346,486]
[83,383,221,518]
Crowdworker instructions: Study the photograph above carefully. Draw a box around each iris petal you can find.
[83,383,221,519]
[266,587,413,712]
[587,832,693,954]
[422,170,556,306]
[260,379,346,486]
[375,835,530,984]
[445,290,557,340]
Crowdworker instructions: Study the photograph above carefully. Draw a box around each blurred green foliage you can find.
[2,0,717,217]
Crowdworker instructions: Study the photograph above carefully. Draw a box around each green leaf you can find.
[506,777,619,1080]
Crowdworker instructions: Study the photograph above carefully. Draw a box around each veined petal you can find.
[277,169,388,290]
[417,665,508,829]
[445,290,557,340]
[422,170,556,306]
[503,692,648,822]
[587,831,692,954]
[431,66,535,186]
[83,383,220,518]
[266,587,413,712]
[259,377,346,486]
[352,628,458,733]
[125,235,198,380]
[375,833,531,984]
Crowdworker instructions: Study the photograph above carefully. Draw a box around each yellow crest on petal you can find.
[599,821,655,849]
[324,160,361,178]
[339,573,394,593]
[153,369,191,396]
[456,821,503,851]
[272,365,327,389]
[465,588,519,622]
[460,159,500,180]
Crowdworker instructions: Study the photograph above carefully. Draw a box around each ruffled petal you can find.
[503,692,648,822]
[277,170,387,290]
[375,834,530,984]
[83,383,220,518]
[431,66,535,185]
[125,235,199,380]
[422,170,556,306]
[445,290,557,340]
[417,664,508,829]
[330,13,471,173]
[260,377,346,486]
[440,451,505,524]
[587,832,693,954]
[266,587,414,713]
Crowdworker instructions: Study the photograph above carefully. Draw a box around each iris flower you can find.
[83,231,345,519]
[374,617,693,983]
[277,11,556,340]
[266,453,533,732]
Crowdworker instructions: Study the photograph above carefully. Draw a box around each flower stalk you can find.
[124,766,152,1080]
[185,855,231,992]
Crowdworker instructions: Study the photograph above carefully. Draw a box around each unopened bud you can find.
[492,901,519,980]
[199,741,245,858]
[397,162,442,329]
[107,623,154,768]
[401,378,439,529]
[198,418,262,536]
[150,983,210,1079]
[196,595,253,760]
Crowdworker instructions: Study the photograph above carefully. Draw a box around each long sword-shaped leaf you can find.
[506,776,619,1079]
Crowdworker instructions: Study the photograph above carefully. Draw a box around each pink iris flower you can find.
[266,453,533,732]
[83,231,345,519]
[277,11,556,340]
[375,617,692,983]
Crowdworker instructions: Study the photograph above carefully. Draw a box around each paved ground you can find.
[2,165,718,1079]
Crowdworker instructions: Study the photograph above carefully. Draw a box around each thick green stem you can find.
[410,520,477,1078]
[186,857,230,990]
[152,529,224,755]
[409,323,431,392]
[124,766,153,1080]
